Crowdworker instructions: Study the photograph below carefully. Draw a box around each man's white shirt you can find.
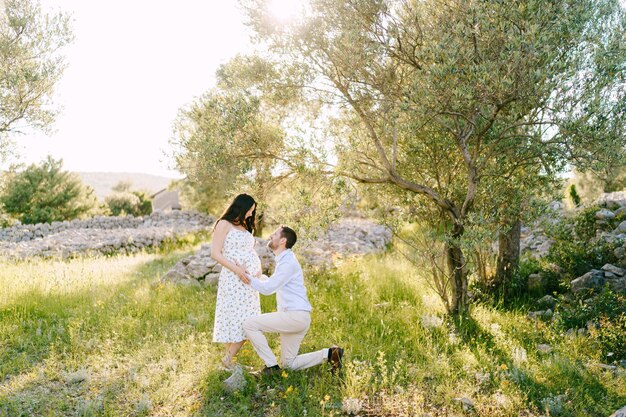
[248,249,312,312]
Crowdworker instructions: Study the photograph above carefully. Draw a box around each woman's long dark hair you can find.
[215,194,256,233]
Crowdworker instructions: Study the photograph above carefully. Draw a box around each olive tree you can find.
[242,0,625,314]
[0,0,73,156]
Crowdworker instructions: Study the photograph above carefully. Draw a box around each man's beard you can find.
[267,240,276,250]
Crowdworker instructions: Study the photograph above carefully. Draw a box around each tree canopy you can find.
[0,0,73,158]
[171,0,625,313]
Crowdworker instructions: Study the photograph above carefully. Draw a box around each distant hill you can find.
[76,172,177,200]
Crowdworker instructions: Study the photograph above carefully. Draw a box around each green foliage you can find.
[0,0,73,153]
[544,207,620,281]
[133,191,152,216]
[589,313,626,361]
[0,210,18,228]
[105,190,152,217]
[105,192,140,216]
[104,181,152,217]
[0,156,98,224]
[556,288,626,331]
[111,180,132,193]
[555,288,626,360]
[171,87,289,228]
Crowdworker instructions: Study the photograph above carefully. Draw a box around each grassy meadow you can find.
[0,246,625,416]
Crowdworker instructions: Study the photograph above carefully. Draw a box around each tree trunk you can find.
[494,219,521,298]
[446,224,469,316]
[254,211,265,237]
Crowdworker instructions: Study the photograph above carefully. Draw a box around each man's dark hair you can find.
[280,226,297,249]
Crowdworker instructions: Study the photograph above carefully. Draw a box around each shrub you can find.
[105,185,152,217]
[554,287,626,360]
[132,191,153,216]
[105,192,141,216]
[544,205,620,282]
[588,313,626,361]
[555,287,626,330]
[0,157,98,224]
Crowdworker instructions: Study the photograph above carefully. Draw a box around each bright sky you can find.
[13,1,253,178]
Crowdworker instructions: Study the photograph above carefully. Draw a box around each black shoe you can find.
[251,364,281,379]
[328,347,344,374]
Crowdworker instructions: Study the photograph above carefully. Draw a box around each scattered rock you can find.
[571,270,605,293]
[595,208,616,221]
[453,397,474,411]
[536,295,557,309]
[298,218,392,268]
[602,264,625,277]
[536,344,553,354]
[186,260,211,279]
[223,366,246,392]
[528,310,553,321]
[204,273,220,285]
[528,273,547,292]
[161,238,274,286]
[596,191,626,209]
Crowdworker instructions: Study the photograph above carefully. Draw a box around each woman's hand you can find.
[233,262,250,284]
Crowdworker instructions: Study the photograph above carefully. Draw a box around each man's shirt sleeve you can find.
[248,260,294,295]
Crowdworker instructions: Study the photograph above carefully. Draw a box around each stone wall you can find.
[161,218,393,286]
[160,238,275,287]
[297,218,393,268]
[0,211,215,259]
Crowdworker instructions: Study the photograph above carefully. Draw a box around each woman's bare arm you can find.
[210,220,249,283]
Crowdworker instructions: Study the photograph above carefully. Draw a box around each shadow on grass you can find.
[196,361,340,417]
[451,311,626,415]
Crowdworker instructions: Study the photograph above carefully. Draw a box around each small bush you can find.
[506,258,563,299]
[105,191,152,217]
[588,313,626,361]
[106,192,141,216]
[544,206,620,281]
[555,287,626,331]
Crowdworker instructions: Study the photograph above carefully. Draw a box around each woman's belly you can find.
[226,249,261,274]
[242,251,262,274]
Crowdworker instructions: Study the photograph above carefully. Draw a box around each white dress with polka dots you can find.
[212,228,262,343]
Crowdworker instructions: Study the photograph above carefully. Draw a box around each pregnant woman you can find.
[211,194,262,369]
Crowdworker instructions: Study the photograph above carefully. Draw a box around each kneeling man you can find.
[239,226,343,376]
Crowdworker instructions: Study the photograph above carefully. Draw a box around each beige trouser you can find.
[243,311,328,370]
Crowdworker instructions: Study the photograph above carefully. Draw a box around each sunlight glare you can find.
[268,0,304,22]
